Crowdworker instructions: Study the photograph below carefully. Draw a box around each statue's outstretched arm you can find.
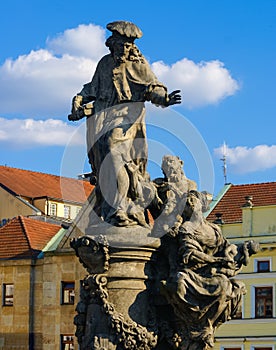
[147,86,181,107]
[68,83,96,121]
[165,90,182,106]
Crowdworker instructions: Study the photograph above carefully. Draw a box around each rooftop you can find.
[207,182,276,224]
[0,165,94,204]
[0,216,61,259]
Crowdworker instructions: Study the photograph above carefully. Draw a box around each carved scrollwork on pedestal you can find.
[92,274,157,350]
[72,236,158,350]
[74,272,157,349]
[70,235,109,273]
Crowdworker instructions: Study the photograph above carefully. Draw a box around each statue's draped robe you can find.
[165,220,246,346]
[79,54,167,221]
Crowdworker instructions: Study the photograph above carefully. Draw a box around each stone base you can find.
[71,229,160,350]
[85,222,160,249]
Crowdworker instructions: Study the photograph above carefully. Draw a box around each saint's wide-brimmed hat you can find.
[106,21,143,39]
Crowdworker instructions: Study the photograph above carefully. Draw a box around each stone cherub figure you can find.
[69,21,181,227]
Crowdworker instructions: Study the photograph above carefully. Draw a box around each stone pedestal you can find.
[71,231,160,350]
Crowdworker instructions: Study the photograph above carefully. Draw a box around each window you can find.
[61,282,75,305]
[49,203,57,216]
[64,205,71,219]
[257,260,270,272]
[61,334,74,349]
[255,286,273,318]
[3,284,14,306]
[254,258,271,273]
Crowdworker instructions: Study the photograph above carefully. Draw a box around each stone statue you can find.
[68,21,259,350]
[151,155,197,236]
[158,190,259,350]
[69,21,181,227]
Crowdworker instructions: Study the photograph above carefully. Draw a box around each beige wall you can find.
[0,260,32,349]
[0,186,83,221]
[214,240,276,350]
[242,205,276,236]
[32,198,47,215]
[220,205,276,240]
[34,253,86,349]
[221,222,241,237]
[0,252,86,350]
[0,187,39,223]
[34,198,82,220]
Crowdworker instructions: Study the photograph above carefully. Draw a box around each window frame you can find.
[49,202,57,217]
[257,260,270,272]
[252,285,274,319]
[3,283,14,306]
[61,281,75,305]
[60,334,74,350]
[63,205,71,219]
[221,345,244,350]
[254,257,272,273]
[250,346,274,350]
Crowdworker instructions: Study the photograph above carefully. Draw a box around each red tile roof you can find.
[207,182,276,224]
[0,216,60,259]
[0,166,93,203]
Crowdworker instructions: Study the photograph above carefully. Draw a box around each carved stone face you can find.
[106,34,133,60]
[183,193,202,219]
[162,156,184,181]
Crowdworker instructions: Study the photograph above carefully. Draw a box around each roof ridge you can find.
[0,165,82,182]
[204,184,232,217]
[0,216,18,231]
[232,181,276,187]
[19,215,33,253]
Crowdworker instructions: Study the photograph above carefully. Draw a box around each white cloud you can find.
[0,24,108,118]
[46,23,107,60]
[214,144,276,174]
[152,59,239,108]
[0,117,84,148]
[0,23,239,119]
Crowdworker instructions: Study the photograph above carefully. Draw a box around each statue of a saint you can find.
[69,21,181,227]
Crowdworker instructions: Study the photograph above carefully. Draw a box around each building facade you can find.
[206,183,276,350]
[0,166,93,226]
[1,181,276,349]
[0,215,86,350]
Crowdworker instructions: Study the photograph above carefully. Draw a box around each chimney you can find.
[213,213,224,225]
[242,195,253,208]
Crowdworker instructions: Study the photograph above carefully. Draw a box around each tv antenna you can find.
[220,142,228,185]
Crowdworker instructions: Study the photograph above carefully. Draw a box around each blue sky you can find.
[0,0,275,196]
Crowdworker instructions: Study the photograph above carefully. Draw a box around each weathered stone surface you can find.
[69,19,181,228]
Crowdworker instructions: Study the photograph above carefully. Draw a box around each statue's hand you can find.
[165,90,181,106]
[68,110,84,121]
[215,257,238,270]
[68,95,85,121]
[72,95,83,110]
